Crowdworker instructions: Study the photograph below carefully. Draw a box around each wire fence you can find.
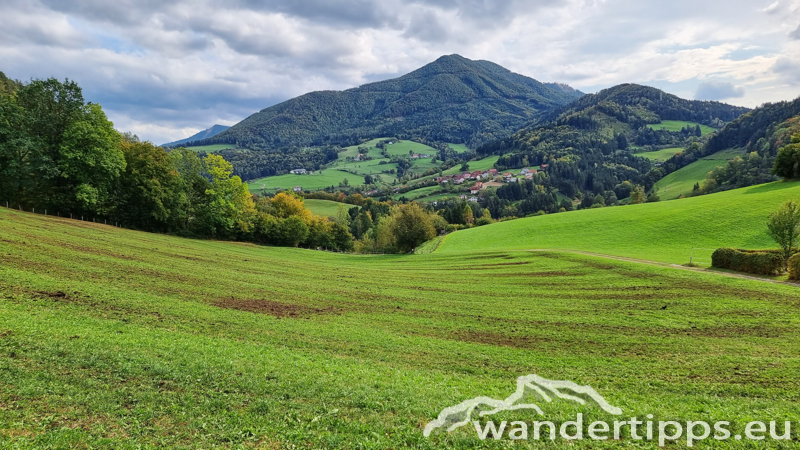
[2,200,122,227]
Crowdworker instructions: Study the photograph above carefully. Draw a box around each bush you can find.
[788,253,800,280]
[711,248,785,276]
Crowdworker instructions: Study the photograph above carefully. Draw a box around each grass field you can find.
[2,207,800,448]
[247,170,364,193]
[303,199,347,217]
[652,148,745,199]
[438,181,800,265]
[637,147,684,162]
[184,144,238,153]
[394,185,443,200]
[447,143,470,154]
[646,120,716,136]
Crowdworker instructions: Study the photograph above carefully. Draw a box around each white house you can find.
[293,186,302,192]
[290,169,307,174]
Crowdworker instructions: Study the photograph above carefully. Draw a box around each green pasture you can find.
[183,144,238,153]
[1,208,800,448]
[447,143,471,154]
[637,147,684,162]
[652,148,745,199]
[247,170,364,193]
[646,120,717,136]
[303,199,347,218]
[439,181,800,265]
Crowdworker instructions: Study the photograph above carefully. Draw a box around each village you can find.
[284,164,547,202]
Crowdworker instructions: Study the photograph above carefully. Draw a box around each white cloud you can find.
[2,0,799,142]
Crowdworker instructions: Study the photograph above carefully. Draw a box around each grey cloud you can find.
[403,0,560,26]
[402,10,450,42]
[771,57,800,85]
[790,25,800,40]
[694,81,745,100]
[240,0,398,29]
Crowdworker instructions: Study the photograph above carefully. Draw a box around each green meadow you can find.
[447,143,471,154]
[303,199,347,217]
[2,207,800,448]
[646,120,717,136]
[184,144,238,153]
[439,181,800,265]
[637,147,684,162]
[652,148,745,200]
[247,170,364,193]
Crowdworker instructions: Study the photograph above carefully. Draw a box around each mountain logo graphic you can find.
[423,374,622,437]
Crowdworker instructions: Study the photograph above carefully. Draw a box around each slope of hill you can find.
[651,148,744,199]
[475,84,749,199]
[161,124,230,147]
[2,206,800,447]
[194,55,582,151]
[654,97,800,193]
[437,181,800,264]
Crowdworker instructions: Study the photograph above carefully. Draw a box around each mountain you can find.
[192,55,582,151]
[161,124,230,147]
[476,84,750,199]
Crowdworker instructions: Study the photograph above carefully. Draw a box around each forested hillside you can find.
[473,84,748,205]
[656,97,800,195]
[190,55,581,152]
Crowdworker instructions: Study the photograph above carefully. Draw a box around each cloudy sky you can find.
[1,0,799,144]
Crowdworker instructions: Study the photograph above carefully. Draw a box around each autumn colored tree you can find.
[391,203,436,253]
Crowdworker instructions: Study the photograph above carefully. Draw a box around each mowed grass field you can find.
[247,170,364,193]
[652,148,746,200]
[439,181,800,265]
[304,199,347,217]
[646,120,717,136]
[2,207,800,448]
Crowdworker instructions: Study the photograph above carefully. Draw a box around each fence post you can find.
[690,247,694,265]
[32,208,35,214]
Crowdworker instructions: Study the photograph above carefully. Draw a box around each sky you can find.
[1,0,799,145]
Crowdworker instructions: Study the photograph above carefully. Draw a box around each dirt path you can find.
[525,249,797,286]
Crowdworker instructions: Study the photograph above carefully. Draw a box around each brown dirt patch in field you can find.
[451,330,549,348]
[37,290,68,299]
[214,297,340,318]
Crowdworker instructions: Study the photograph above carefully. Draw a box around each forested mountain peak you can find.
[191,55,583,151]
[535,83,750,126]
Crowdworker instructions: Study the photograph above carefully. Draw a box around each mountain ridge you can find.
[162,124,230,147]
[192,54,583,151]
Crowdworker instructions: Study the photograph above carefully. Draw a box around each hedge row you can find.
[711,248,785,276]
[789,253,800,280]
